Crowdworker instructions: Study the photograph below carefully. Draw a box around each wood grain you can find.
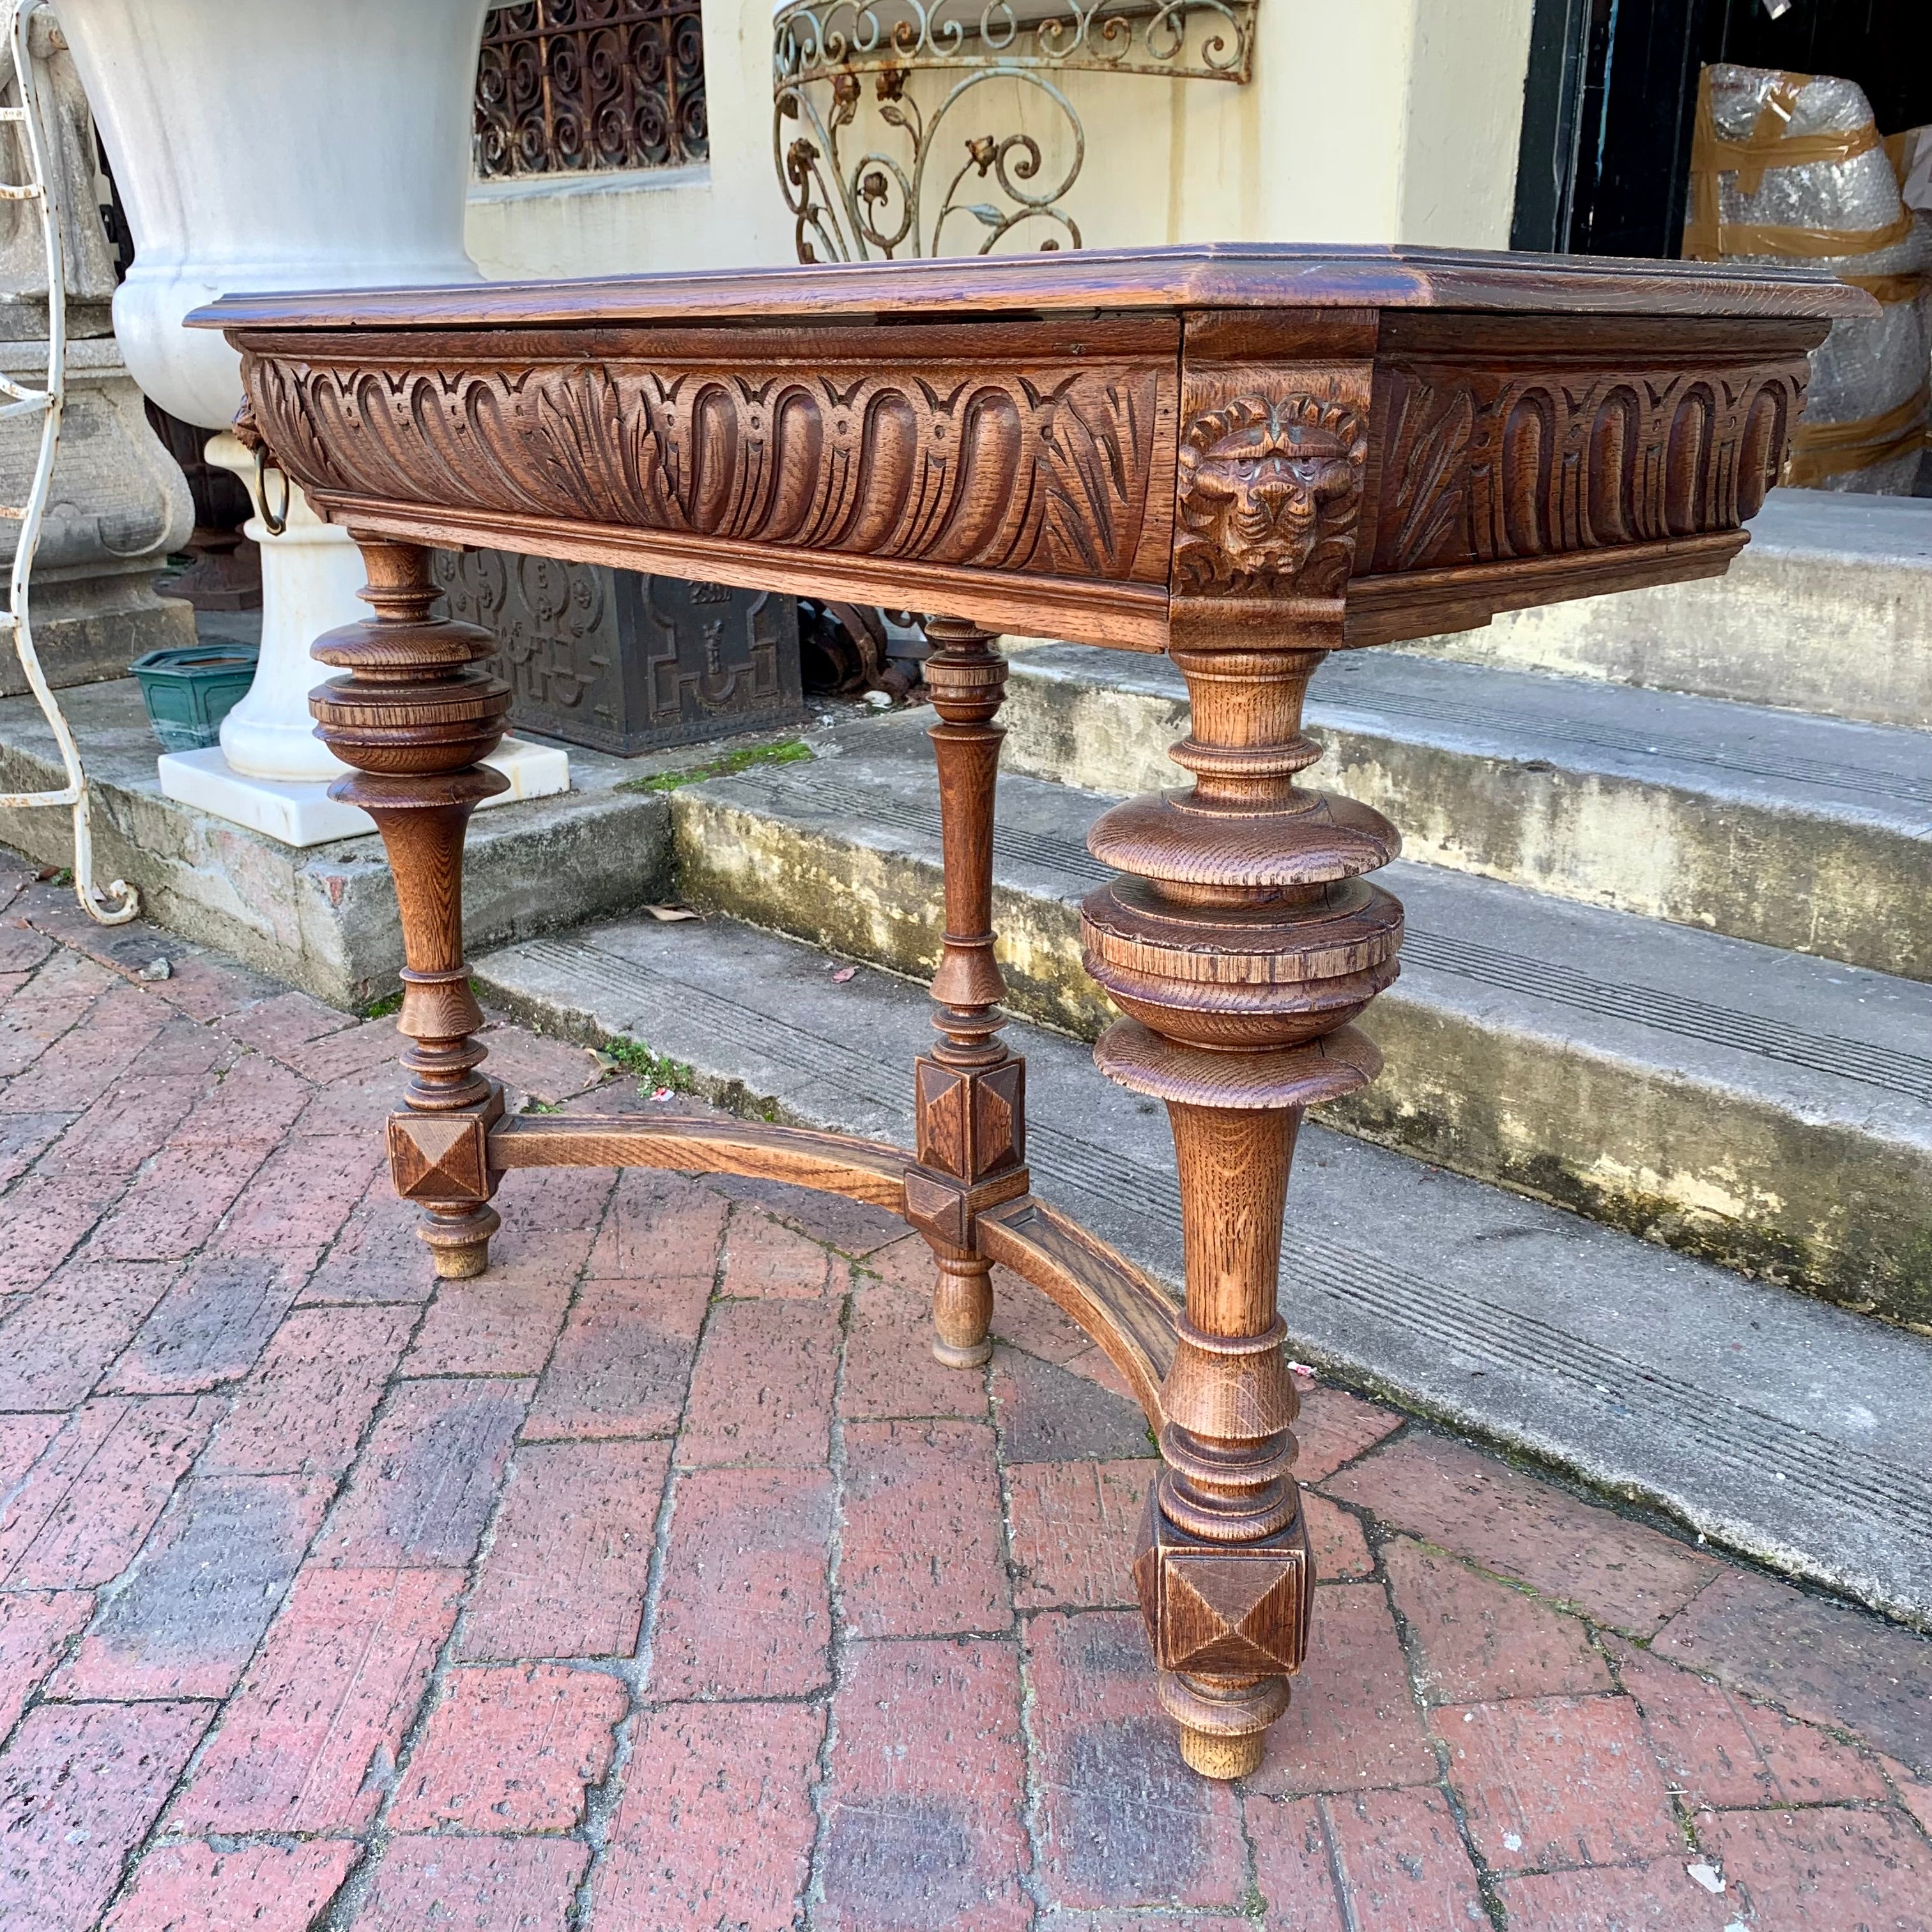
[976,1193,1178,1423]
[212,240,1851,1781]
[238,327,1179,606]
[306,539,513,1280]
[909,617,1030,1367]
[220,252,1827,658]
[489,1113,909,1208]
[190,241,1871,332]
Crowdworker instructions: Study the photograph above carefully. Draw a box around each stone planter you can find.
[58,0,565,839]
[0,12,194,696]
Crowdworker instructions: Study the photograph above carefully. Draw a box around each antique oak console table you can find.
[194,247,1859,1779]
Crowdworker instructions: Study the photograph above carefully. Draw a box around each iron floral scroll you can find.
[772,0,1255,262]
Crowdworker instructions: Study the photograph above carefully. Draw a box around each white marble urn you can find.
[57,0,565,843]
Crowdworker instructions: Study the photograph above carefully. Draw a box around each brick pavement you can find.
[3,852,1931,1931]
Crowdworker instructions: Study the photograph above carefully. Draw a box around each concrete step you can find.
[0,676,675,1009]
[1000,643,1932,983]
[1399,487,1932,730]
[472,907,1932,1629]
[664,709,1932,1325]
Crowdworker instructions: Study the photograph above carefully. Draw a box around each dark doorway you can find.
[1513,0,1932,261]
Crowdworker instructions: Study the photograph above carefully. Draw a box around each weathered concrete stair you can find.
[0,676,677,1009]
[1001,643,1932,983]
[666,708,1932,1326]
[1402,486,1932,730]
[472,907,1932,1629]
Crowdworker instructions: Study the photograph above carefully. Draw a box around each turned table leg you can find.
[309,538,513,1280]
[905,616,1029,1367]
[1083,640,1402,1778]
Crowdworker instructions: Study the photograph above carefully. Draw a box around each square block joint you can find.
[388,1098,503,1207]
[914,1055,1025,1183]
[1132,1489,1312,1680]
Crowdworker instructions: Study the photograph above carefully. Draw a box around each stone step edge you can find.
[0,679,677,1011]
[663,770,1932,1328]
[995,646,1932,984]
[1385,485,1932,732]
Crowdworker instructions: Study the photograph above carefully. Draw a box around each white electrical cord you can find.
[0,0,136,923]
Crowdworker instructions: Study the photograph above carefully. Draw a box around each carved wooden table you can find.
[195,247,1859,1779]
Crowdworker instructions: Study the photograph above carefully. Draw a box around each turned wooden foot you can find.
[907,617,1027,1368]
[310,539,512,1282]
[930,1247,994,1367]
[419,1202,501,1278]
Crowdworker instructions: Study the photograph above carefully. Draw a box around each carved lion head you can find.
[1177,393,1367,594]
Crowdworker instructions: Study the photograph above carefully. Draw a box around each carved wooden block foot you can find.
[913,617,1029,1368]
[388,1087,505,1278]
[1136,1485,1310,1779]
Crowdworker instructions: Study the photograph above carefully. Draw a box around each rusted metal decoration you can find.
[476,0,707,180]
[772,0,1254,261]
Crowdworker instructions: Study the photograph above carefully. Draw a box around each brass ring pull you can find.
[256,445,290,536]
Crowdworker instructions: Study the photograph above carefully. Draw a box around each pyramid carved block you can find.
[1133,1491,1313,1680]
[914,1055,1025,1181]
[388,1100,500,1206]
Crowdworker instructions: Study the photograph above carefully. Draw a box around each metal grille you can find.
[475,0,707,180]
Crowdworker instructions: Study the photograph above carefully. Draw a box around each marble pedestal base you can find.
[157,735,570,847]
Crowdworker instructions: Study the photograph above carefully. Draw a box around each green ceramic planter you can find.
[130,644,259,753]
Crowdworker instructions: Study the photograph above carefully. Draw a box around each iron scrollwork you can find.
[772,0,1255,262]
[477,0,707,180]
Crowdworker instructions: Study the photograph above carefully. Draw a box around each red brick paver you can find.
[818,1638,1031,1930]
[592,1701,825,1931]
[389,1663,625,1832]
[102,1841,364,1932]
[648,1464,833,1696]
[3,864,1931,1929]
[456,1439,667,1662]
[355,1836,590,1931]
[1436,1693,1682,1871]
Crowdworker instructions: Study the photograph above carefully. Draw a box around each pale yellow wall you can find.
[466,0,1538,279]
[466,0,793,277]
[1399,0,1540,245]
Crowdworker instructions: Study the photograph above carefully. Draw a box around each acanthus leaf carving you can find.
[240,348,1171,588]
[1379,378,1473,574]
[1370,358,1808,575]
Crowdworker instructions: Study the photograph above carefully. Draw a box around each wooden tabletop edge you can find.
[185,243,1873,332]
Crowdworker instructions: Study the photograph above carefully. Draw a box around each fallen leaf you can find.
[643,903,702,923]
[831,965,857,983]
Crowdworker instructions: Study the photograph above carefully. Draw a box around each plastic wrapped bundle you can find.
[1685,65,1928,494]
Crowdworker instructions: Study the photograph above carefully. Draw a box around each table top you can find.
[190,246,1870,656]
[190,243,1868,334]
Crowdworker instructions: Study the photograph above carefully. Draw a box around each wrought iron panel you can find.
[476,0,707,180]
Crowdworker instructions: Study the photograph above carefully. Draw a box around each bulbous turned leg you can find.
[309,537,512,1281]
[905,617,1028,1368]
[1085,641,1403,1778]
